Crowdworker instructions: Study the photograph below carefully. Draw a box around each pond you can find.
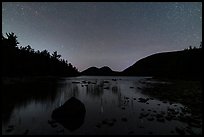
[2,76,202,135]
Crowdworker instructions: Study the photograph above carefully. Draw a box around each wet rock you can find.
[103,81,109,83]
[103,87,109,90]
[101,119,116,127]
[121,117,128,122]
[188,121,202,128]
[72,81,80,84]
[160,111,165,115]
[52,97,86,131]
[102,119,108,125]
[138,98,149,103]
[8,125,14,129]
[162,101,168,103]
[51,124,57,128]
[153,110,157,113]
[175,127,185,135]
[112,118,117,122]
[139,116,143,119]
[185,128,195,135]
[108,122,114,127]
[139,126,144,128]
[23,129,29,135]
[57,129,64,133]
[6,128,13,133]
[157,118,165,123]
[165,116,173,121]
[147,117,154,121]
[148,131,153,134]
[170,130,174,133]
[96,124,101,128]
[140,112,150,117]
[48,120,57,125]
[6,125,14,133]
[128,131,134,134]
[137,87,142,90]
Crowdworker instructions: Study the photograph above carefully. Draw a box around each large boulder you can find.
[51,97,86,131]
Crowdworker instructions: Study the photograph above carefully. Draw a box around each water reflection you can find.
[2,76,202,135]
[2,78,66,125]
[86,84,104,98]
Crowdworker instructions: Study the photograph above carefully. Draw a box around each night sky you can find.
[2,2,202,72]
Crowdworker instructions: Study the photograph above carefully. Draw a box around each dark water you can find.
[2,76,202,135]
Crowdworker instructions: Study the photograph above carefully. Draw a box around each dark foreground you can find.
[2,76,202,135]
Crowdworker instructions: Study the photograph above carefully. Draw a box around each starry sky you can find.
[2,2,202,72]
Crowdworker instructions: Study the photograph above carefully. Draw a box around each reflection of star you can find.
[35,11,38,16]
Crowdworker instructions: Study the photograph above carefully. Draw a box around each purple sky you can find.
[2,2,202,72]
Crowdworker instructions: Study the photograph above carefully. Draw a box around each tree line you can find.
[1,32,79,77]
[184,42,202,51]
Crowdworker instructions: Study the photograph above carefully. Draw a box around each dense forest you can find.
[1,32,79,77]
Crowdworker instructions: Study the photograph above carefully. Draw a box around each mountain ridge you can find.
[80,48,202,80]
[81,66,120,76]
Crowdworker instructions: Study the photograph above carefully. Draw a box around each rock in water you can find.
[51,97,86,131]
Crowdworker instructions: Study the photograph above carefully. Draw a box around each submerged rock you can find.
[147,117,154,121]
[6,125,14,133]
[72,81,80,84]
[6,128,13,133]
[175,127,185,135]
[121,117,128,122]
[103,87,110,90]
[138,98,149,103]
[51,97,86,131]
[23,129,29,135]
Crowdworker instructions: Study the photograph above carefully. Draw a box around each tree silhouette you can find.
[52,51,61,60]
[1,32,79,77]
[5,32,19,47]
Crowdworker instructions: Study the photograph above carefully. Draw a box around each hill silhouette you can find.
[122,47,202,80]
[2,32,202,80]
[1,32,79,77]
[81,66,120,76]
